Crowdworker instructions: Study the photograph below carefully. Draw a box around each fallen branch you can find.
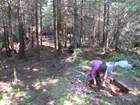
[73,69,85,76]
[67,92,74,99]
[128,62,140,68]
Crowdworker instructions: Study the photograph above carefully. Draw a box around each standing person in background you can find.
[43,28,47,38]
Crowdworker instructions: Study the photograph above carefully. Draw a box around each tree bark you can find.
[53,0,57,57]
[18,0,25,59]
[3,20,11,57]
[40,0,43,46]
[32,5,36,47]
[98,1,101,43]
[23,11,27,61]
[106,2,109,49]
[103,0,107,52]
[80,0,83,45]
[57,0,62,55]
[74,0,78,49]
[9,0,17,83]
[35,0,40,62]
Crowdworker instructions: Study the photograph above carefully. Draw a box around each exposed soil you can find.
[0,38,140,105]
[89,78,130,97]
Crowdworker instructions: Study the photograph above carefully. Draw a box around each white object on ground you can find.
[115,60,132,69]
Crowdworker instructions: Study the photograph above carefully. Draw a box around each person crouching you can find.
[90,60,108,87]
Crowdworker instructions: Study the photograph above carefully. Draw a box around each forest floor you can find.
[0,37,140,105]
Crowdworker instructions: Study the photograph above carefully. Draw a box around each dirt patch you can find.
[0,38,140,105]
[89,78,130,97]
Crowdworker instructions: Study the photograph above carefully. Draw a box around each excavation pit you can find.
[89,78,130,97]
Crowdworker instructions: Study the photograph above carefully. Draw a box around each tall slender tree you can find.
[53,0,57,57]
[35,0,40,62]
[57,0,62,55]
[74,0,78,49]
[8,0,17,84]
[18,0,25,59]
[31,0,36,47]
[40,0,43,46]
[80,0,83,45]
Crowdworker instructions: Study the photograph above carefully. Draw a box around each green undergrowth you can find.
[57,94,92,105]
[1,53,140,105]
[106,54,140,77]
[97,97,115,105]
[45,77,69,100]
[0,85,33,105]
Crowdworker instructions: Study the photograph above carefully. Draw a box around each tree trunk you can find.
[88,2,91,40]
[40,0,43,46]
[103,0,107,53]
[63,24,66,46]
[18,0,25,59]
[23,11,27,61]
[80,0,83,45]
[57,0,62,55]
[98,1,101,43]
[35,0,40,62]
[106,2,109,49]
[103,0,106,45]
[74,0,78,49]
[9,1,17,83]
[32,6,36,47]
[3,20,11,57]
[53,0,57,57]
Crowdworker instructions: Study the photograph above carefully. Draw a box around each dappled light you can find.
[33,68,39,72]
[48,79,59,84]
[0,0,140,104]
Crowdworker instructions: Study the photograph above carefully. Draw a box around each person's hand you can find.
[94,80,97,86]
[103,81,106,87]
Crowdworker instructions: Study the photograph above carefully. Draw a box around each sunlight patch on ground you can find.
[0,82,11,91]
[112,72,123,76]
[0,88,27,105]
[48,100,55,105]
[49,79,59,84]
[0,100,9,105]
[32,68,38,71]
[65,56,73,62]
[65,71,71,76]
[70,95,84,104]
[129,90,140,96]
[34,85,41,90]
[64,100,72,105]
[71,96,82,103]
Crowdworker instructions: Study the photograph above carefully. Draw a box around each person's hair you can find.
[99,63,107,73]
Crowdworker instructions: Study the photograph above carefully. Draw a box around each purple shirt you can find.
[91,60,108,82]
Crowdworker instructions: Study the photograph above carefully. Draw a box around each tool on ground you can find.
[73,69,85,76]
[73,69,91,82]
[84,72,91,82]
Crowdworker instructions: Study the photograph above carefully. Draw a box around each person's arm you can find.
[103,69,108,86]
[91,67,97,86]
